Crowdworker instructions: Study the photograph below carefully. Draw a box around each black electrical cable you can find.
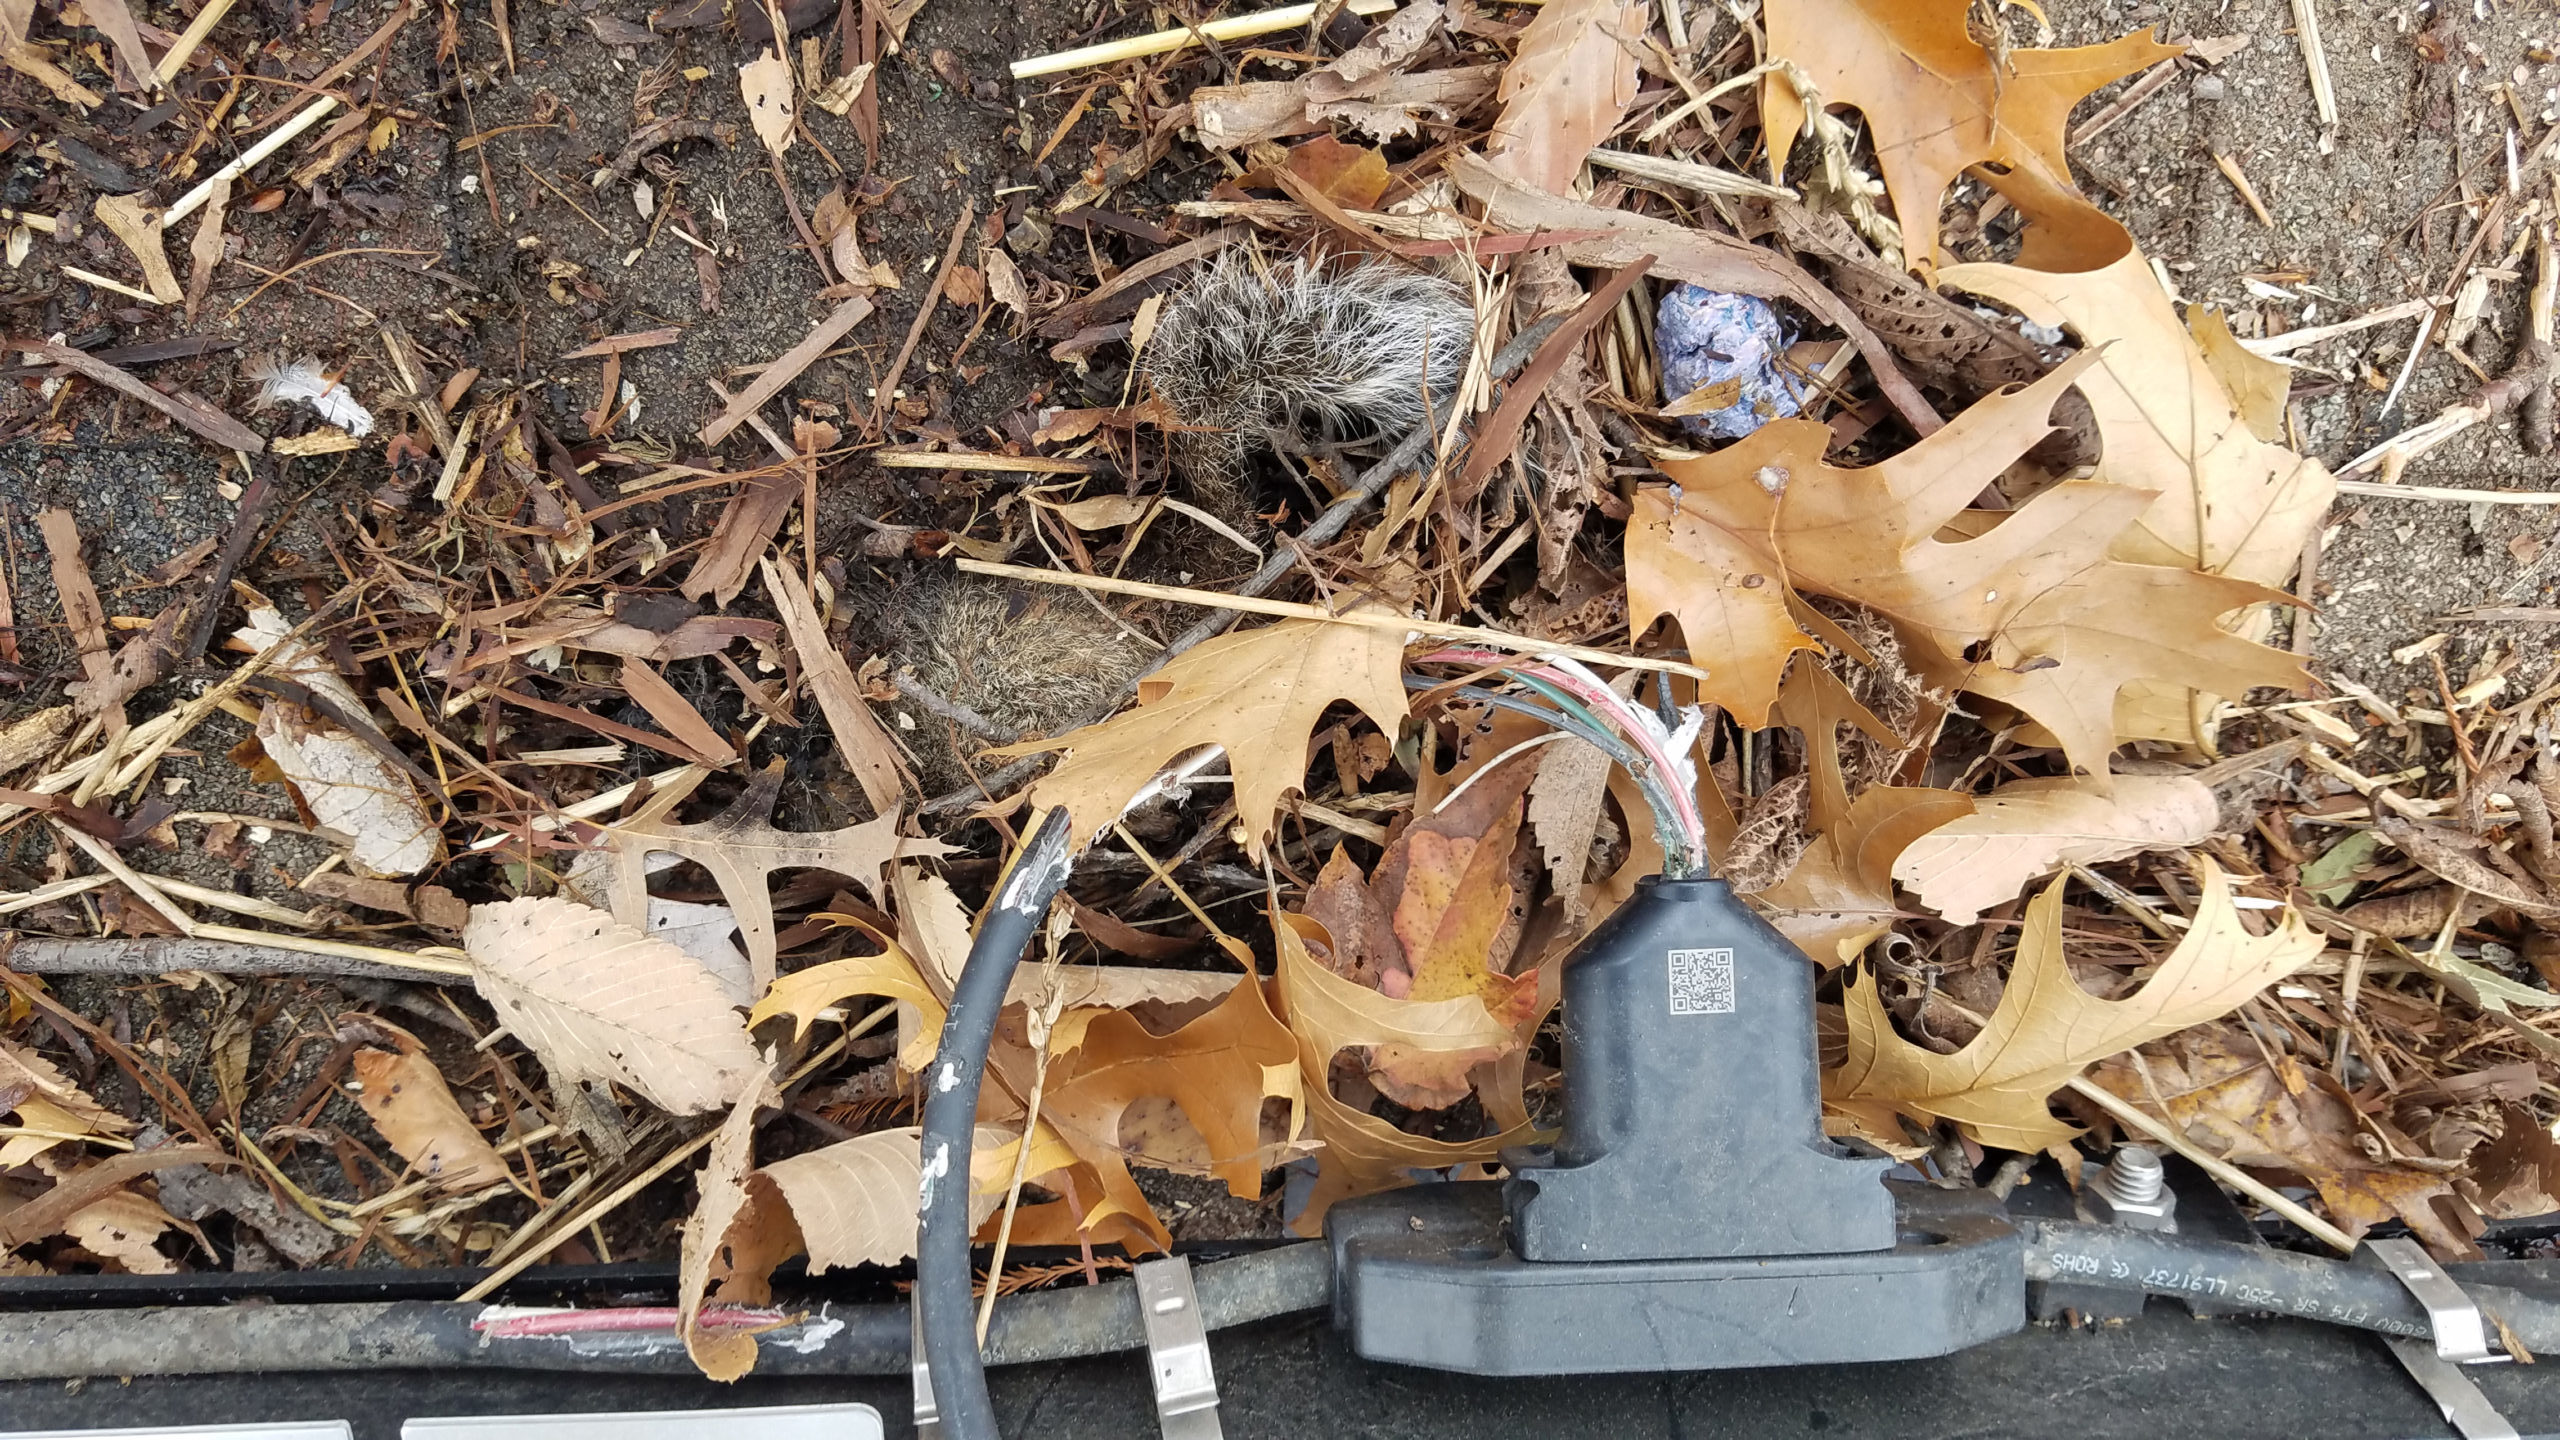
[916,806,1079,1440]
[0,1244,1338,1380]
[2021,1219,2560,1352]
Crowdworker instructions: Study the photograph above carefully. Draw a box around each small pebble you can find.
[2193,75,2225,102]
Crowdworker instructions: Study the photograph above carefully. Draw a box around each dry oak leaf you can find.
[992,617,1410,858]
[1273,909,1542,1234]
[1940,246,2335,589]
[1893,774,2220,925]
[1030,955,1305,1254]
[596,761,951,993]
[1827,860,2322,1152]
[751,930,948,1072]
[1626,484,1819,727]
[2088,1028,2480,1257]
[1763,0,2179,270]
[350,1047,514,1193]
[1654,354,2307,782]
[463,897,765,1117]
[1480,0,1647,195]
[1310,749,1544,1107]
[1760,783,1976,966]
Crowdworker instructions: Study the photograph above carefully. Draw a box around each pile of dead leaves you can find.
[6,0,2560,1376]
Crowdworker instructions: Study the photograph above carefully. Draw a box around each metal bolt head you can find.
[2082,1145,2179,1232]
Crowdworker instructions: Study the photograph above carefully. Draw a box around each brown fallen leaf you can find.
[2090,1027,2480,1257]
[992,617,1410,858]
[2375,807,2560,920]
[351,1047,514,1192]
[1940,246,2334,589]
[463,897,766,1116]
[1273,909,1542,1233]
[760,556,910,820]
[1527,734,1612,925]
[1763,0,2179,269]
[594,761,950,992]
[678,1075,781,1382]
[1828,860,2323,1151]
[2465,1103,2560,1220]
[60,1186,178,1274]
[2189,305,2291,446]
[1651,354,2306,782]
[0,1035,132,1169]
[1479,0,1645,195]
[1626,484,1820,726]
[618,658,738,767]
[1894,775,2221,925]
[760,1123,1014,1273]
[1028,952,1303,1253]
[679,1114,1024,1380]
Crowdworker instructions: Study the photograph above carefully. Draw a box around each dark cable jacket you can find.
[915,806,1080,1440]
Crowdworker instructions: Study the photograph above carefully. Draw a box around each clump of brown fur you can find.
[1144,251,1475,518]
[881,574,1151,787]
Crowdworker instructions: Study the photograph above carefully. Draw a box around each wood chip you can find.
[91,193,178,302]
[618,658,739,766]
[561,326,685,359]
[12,339,263,452]
[760,556,910,817]
[35,509,114,709]
[697,297,871,446]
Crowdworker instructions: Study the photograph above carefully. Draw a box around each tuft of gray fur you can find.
[879,573,1152,787]
[1144,254,1475,513]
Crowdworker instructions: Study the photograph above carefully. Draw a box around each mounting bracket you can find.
[1327,875,2025,1374]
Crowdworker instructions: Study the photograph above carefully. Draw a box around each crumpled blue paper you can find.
[1656,285,1805,441]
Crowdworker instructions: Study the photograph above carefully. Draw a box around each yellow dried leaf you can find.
[1651,354,2306,782]
[1940,248,2333,587]
[1827,860,2323,1151]
[1763,0,2178,269]
[747,933,945,1072]
[992,617,1410,858]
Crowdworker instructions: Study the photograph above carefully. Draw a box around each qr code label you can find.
[1666,948,1735,1015]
